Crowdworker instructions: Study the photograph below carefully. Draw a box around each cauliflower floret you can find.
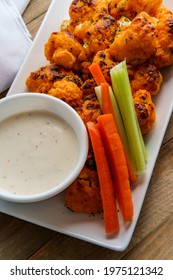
[73,13,117,57]
[25,64,75,93]
[108,0,162,20]
[108,12,157,65]
[69,0,109,22]
[130,63,163,95]
[44,31,87,70]
[73,20,91,42]
[68,0,109,33]
[48,80,83,108]
[81,78,96,98]
[133,89,156,134]
[150,6,173,68]
[60,20,70,32]
[76,94,102,124]
[65,152,102,214]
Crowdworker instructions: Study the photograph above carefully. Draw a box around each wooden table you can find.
[0,0,173,260]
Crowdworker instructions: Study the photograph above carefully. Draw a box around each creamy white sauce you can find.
[0,111,78,195]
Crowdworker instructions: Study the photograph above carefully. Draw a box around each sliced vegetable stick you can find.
[89,63,106,86]
[110,61,147,171]
[101,82,119,130]
[101,82,137,182]
[97,114,134,222]
[87,121,119,234]
[95,85,129,158]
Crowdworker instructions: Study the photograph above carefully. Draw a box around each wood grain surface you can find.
[0,0,173,260]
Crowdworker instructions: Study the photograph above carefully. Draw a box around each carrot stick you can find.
[97,114,134,222]
[101,82,119,129]
[87,121,119,234]
[89,63,107,86]
[101,82,117,115]
[101,83,137,183]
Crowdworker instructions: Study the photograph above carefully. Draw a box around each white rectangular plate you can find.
[0,0,173,251]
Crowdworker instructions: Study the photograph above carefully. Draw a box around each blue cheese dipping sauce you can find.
[0,110,79,196]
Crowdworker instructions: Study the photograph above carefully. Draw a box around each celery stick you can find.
[110,61,147,171]
[95,85,135,169]
[95,86,102,106]
[122,60,148,161]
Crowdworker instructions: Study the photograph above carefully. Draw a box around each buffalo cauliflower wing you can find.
[81,78,97,98]
[108,12,157,65]
[133,89,156,134]
[69,0,109,22]
[25,64,75,93]
[151,6,173,68]
[108,0,162,20]
[76,94,102,124]
[68,0,109,33]
[130,63,163,95]
[44,31,87,70]
[73,13,117,57]
[65,152,102,214]
[48,79,83,108]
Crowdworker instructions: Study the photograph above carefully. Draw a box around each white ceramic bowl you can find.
[0,93,89,203]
